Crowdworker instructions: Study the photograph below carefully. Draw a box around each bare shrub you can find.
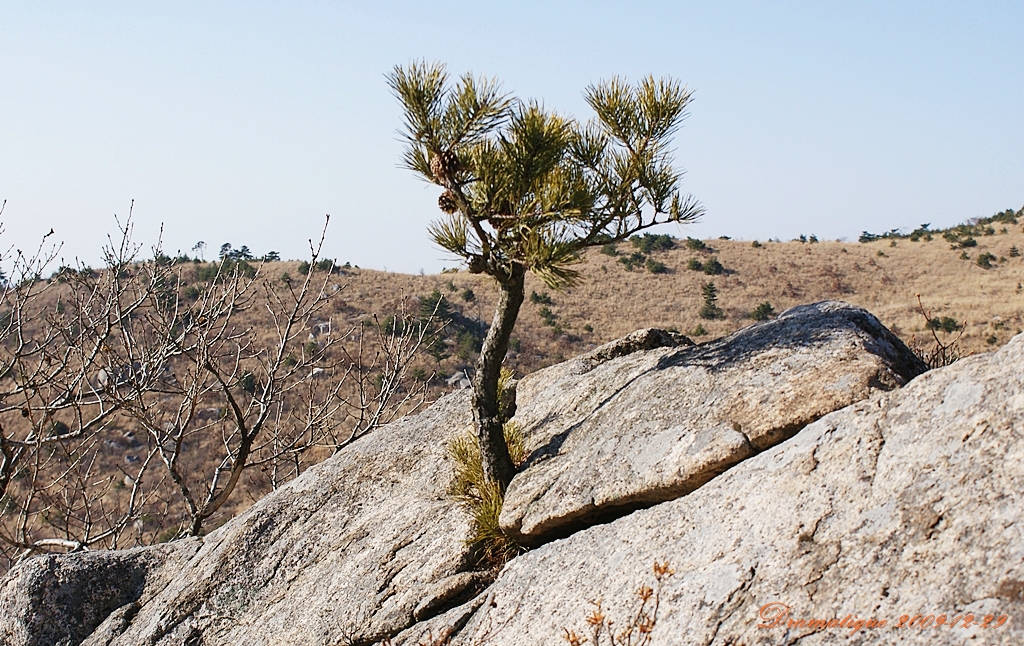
[908,294,965,369]
[563,561,675,646]
[0,212,436,572]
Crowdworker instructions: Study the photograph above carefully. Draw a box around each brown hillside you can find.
[2,212,1022,569]
[335,220,1024,373]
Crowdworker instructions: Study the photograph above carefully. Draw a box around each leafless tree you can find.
[0,209,438,572]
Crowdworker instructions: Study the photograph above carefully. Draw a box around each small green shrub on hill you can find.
[927,316,960,334]
[618,252,646,271]
[702,257,724,275]
[631,233,676,254]
[645,258,669,274]
[530,290,553,305]
[751,302,775,321]
[684,237,706,251]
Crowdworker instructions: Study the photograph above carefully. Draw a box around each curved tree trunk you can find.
[473,263,525,490]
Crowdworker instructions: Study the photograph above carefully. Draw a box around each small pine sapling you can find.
[698,282,722,320]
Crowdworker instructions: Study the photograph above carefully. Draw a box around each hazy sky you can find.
[2,2,1022,273]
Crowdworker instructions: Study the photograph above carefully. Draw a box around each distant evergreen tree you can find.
[699,282,722,320]
[420,289,453,321]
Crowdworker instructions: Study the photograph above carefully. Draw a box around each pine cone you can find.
[438,190,458,214]
[467,255,487,274]
[430,151,460,180]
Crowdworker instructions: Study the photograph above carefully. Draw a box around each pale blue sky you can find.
[2,2,1022,273]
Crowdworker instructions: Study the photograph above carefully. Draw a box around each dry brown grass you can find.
[555,229,1024,355]
[328,222,1024,368]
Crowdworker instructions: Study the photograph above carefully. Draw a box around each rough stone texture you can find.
[573,327,693,374]
[501,301,927,544]
[0,540,199,646]
[103,392,480,646]
[0,392,481,646]
[7,303,1012,646]
[412,571,492,622]
[428,331,1024,646]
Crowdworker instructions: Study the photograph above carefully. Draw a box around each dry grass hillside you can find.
[334,210,1024,376]
[2,207,1021,568]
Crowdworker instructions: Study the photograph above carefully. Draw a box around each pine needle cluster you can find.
[388,60,703,291]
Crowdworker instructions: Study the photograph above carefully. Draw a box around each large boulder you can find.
[501,301,927,544]
[415,331,1024,646]
[2,301,982,646]
[1,393,484,646]
[0,540,199,646]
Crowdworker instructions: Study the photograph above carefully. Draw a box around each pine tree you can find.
[390,62,702,488]
[699,282,722,319]
[420,289,453,321]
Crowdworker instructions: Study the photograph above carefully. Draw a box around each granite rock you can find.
[0,393,482,646]
[501,301,927,544]
[431,331,1024,646]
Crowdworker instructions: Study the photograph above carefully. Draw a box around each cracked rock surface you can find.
[6,302,1019,646]
[1,393,482,646]
[423,331,1024,646]
[501,301,927,545]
